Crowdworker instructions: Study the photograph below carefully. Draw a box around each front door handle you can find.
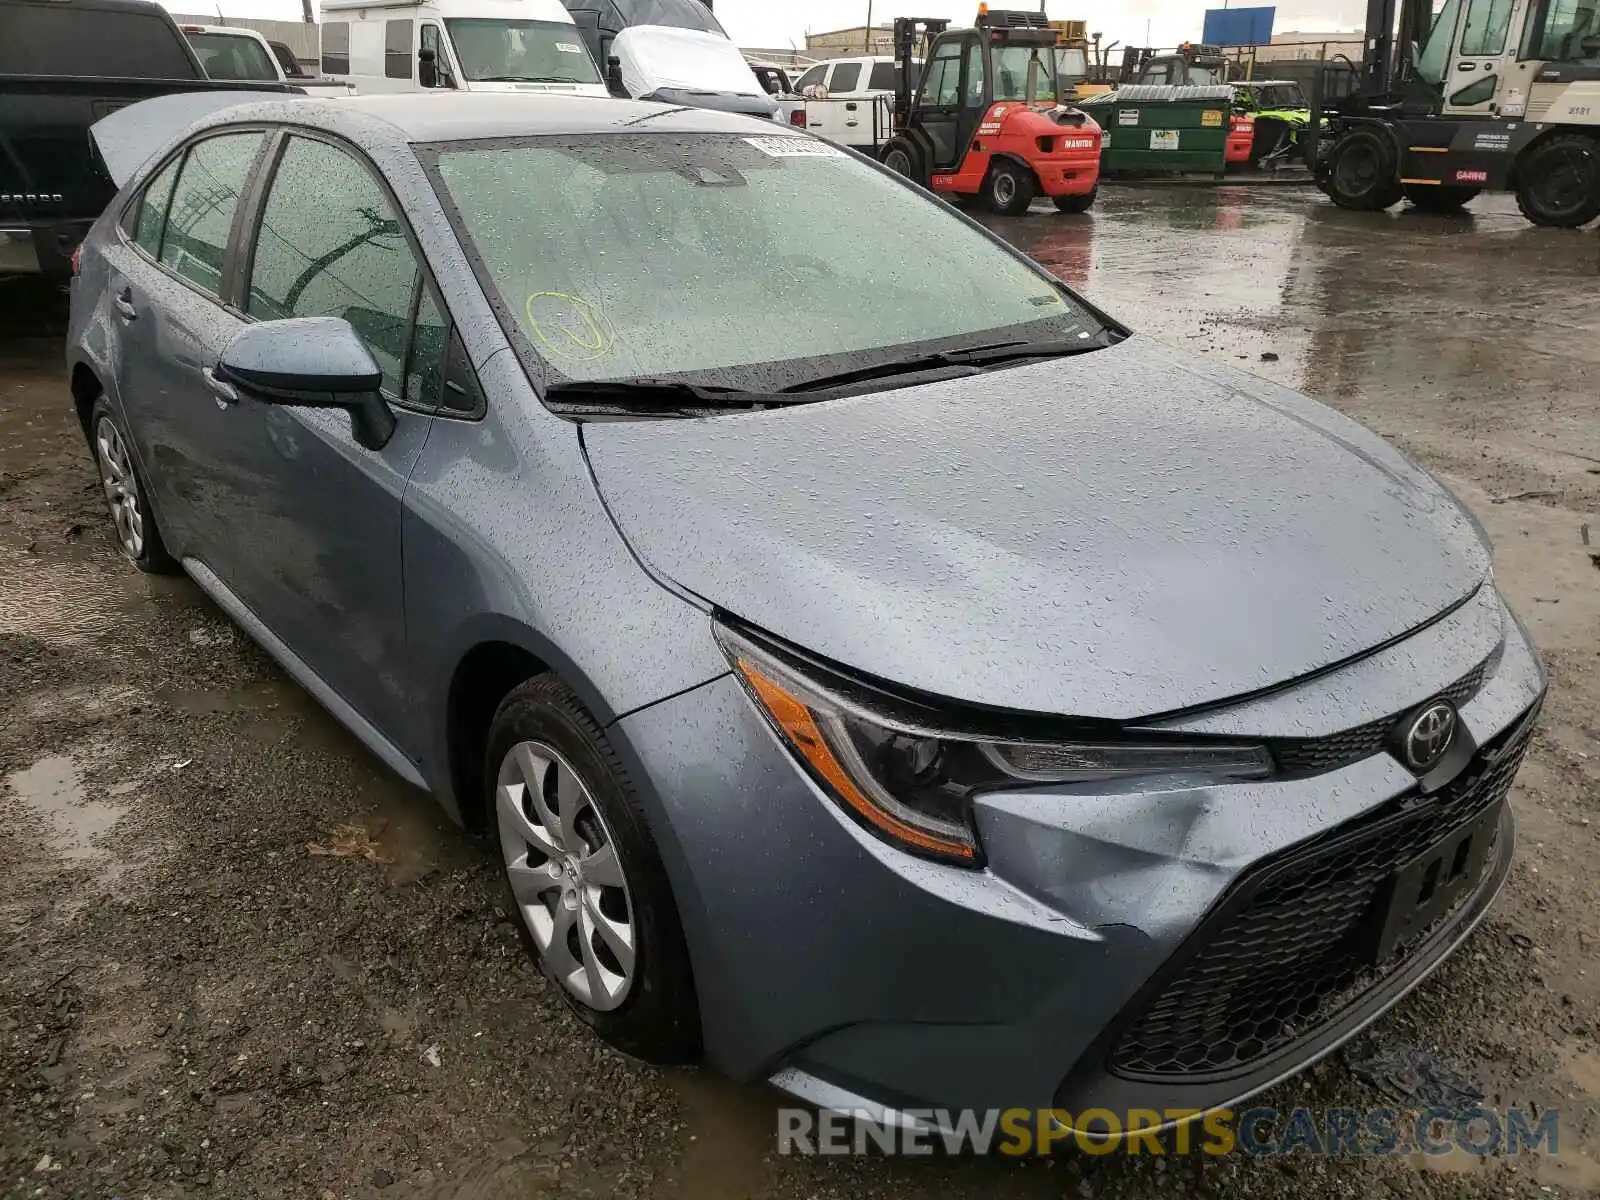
[113,289,137,321]
[202,366,239,408]
[1457,61,1477,70]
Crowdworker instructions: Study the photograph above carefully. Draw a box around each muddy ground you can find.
[2,187,1598,1200]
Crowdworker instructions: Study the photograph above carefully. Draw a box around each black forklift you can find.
[1312,0,1600,225]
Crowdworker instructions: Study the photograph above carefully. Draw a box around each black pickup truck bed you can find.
[1,0,298,279]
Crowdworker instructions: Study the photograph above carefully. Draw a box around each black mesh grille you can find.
[1269,662,1488,777]
[1109,706,1535,1080]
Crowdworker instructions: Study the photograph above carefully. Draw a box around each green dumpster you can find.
[1077,84,1234,175]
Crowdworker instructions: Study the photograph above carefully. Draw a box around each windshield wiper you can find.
[545,378,797,415]
[475,75,580,83]
[779,334,1114,394]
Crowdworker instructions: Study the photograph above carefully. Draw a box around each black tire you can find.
[1053,187,1096,213]
[984,159,1037,216]
[1322,127,1404,212]
[1403,183,1479,212]
[487,676,700,1064]
[1514,133,1600,228]
[87,395,178,574]
[881,136,928,188]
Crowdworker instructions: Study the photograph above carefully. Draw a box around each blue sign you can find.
[1202,6,1277,47]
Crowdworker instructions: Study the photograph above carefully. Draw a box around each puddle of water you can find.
[6,752,128,862]
[666,1070,781,1199]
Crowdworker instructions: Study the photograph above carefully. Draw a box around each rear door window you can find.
[133,157,182,257]
[386,19,414,79]
[0,7,196,77]
[158,133,265,297]
[322,21,351,74]
[868,62,898,91]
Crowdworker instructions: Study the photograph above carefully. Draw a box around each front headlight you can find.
[716,624,1272,866]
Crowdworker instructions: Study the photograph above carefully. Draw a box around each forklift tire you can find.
[1053,188,1096,213]
[881,138,928,188]
[1402,184,1480,213]
[1323,127,1403,212]
[983,160,1036,216]
[1514,133,1600,228]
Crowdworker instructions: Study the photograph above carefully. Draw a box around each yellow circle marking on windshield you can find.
[525,292,617,362]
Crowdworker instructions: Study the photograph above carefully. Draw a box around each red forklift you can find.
[880,7,1103,215]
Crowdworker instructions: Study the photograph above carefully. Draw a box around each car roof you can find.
[201,92,787,144]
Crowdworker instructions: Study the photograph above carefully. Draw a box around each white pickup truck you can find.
[776,55,914,155]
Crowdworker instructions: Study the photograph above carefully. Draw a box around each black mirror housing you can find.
[607,54,627,97]
[418,46,438,88]
[217,317,397,451]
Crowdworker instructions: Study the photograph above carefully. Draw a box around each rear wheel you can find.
[1403,183,1480,212]
[983,159,1036,216]
[1053,187,1096,213]
[1322,127,1403,211]
[881,137,927,188]
[1514,133,1600,228]
[88,396,177,575]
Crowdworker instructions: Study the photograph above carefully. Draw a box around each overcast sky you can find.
[165,2,1363,55]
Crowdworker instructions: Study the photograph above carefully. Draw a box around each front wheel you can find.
[1402,183,1479,212]
[488,677,700,1064]
[1053,187,1096,214]
[1515,134,1600,228]
[984,159,1037,216]
[1321,127,1403,211]
[881,136,927,188]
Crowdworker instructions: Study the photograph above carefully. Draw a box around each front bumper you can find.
[614,592,1544,1117]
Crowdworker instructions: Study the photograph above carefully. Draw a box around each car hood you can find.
[582,338,1490,720]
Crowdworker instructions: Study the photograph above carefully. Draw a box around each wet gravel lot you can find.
[3,186,1599,1199]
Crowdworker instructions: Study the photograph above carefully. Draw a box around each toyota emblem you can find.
[1403,701,1458,771]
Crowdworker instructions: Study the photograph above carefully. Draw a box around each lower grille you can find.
[1109,707,1535,1080]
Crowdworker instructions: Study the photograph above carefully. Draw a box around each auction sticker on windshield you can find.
[744,136,844,157]
[556,42,584,53]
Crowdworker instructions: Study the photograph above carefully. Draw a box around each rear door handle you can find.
[202,366,239,408]
[113,289,137,321]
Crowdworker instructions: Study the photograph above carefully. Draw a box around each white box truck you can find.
[320,0,609,97]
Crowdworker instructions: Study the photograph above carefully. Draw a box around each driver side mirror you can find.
[418,46,439,89]
[607,54,627,97]
[217,317,397,452]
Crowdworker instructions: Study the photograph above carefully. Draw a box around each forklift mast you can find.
[1358,0,1437,94]
[892,16,951,128]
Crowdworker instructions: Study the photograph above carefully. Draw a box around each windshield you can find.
[1188,62,1229,84]
[444,19,601,84]
[187,32,280,81]
[425,134,1104,393]
[992,45,1060,101]
[1523,0,1600,61]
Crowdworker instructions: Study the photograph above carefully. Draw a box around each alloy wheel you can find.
[94,416,144,561]
[497,741,637,1011]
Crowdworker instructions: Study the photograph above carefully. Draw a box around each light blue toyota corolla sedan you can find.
[67,91,1545,1128]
